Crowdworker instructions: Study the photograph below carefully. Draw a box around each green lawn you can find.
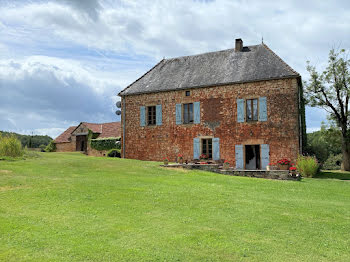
[0,153,349,261]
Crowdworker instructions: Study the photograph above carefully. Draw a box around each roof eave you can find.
[119,75,300,96]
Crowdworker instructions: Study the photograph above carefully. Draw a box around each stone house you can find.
[118,39,306,169]
[54,122,121,156]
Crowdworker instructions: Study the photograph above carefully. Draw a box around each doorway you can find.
[245,145,260,170]
[76,135,87,152]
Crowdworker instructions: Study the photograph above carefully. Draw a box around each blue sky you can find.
[0,0,349,138]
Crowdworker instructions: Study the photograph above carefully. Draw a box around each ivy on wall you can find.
[90,137,121,151]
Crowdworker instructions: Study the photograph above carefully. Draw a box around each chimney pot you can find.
[235,38,243,52]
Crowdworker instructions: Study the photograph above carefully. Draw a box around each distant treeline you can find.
[0,131,53,148]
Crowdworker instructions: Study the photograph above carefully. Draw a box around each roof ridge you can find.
[262,43,299,76]
[118,59,165,96]
[165,44,261,61]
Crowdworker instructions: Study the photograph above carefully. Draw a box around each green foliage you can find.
[107,148,121,158]
[306,122,342,163]
[305,48,350,170]
[23,149,41,159]
[39,144,46,152]
[45,141,56,152]
[0,134,24,157]
[296,155,319,178]
[305,49,350,114]
[0,130,52,148]
[90,137,121,151]
[323,154,343,170]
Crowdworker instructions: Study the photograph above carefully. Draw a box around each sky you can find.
[0,0,349,138]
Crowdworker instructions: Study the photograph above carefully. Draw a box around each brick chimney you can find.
[235,38,243,52]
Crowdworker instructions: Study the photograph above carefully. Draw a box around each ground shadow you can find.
[315,170,350,181]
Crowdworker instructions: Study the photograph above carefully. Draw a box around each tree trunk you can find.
[341,135,350,171]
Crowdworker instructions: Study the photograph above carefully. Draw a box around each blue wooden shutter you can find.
[176,104,182,124]
[235,145,244,169]
[213,138,220,160]
[193,138,200,159]
[156,104,162,125]
[237,99,245,122]
[140,106,146,127]
[259,97,267,121]
[261,144,270,170]
[194,102,200,124]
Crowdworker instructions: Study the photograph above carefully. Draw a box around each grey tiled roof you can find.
[119,43,299,96]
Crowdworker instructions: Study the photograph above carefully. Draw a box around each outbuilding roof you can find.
[54,126,76,143]
[54,122,121,143]
[119,43,299,96]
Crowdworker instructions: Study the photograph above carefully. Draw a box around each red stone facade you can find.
[121,78,302,167]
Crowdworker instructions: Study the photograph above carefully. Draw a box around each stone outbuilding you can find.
[54,122,121,156]
[118,39,306,169]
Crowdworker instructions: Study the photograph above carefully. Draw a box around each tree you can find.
[306,121,342,163]
[305,48,350,170]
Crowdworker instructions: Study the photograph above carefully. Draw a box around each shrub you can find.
[323,154,342,170]
[296,155,319,178]
[0,134,24,157]
[23,149,41,159]
[90,137,121,151]
[107,148,121,158]
[45,141,56,152]
[39,144,46,152]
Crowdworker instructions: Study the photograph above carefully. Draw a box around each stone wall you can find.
[55,142,75,152]
[87,147,108,157]
[121,78,301,166]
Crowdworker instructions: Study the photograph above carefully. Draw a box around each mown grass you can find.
[0,153,349,261]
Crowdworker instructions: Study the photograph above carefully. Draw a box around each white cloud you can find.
[0,56,122,138]
[0,0,349,135]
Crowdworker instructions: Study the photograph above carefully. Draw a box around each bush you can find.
[296,155,319,178]
[90,137,121,151]
[39,144,46,152]
[107,148,121,158]
[45,141,56,152]
[323,154,342,170]
[23,149,41,159]
[0,134,24,157]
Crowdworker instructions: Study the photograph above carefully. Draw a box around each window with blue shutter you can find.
[260,144,270,170]
[259,97,267,121]
[237,99,245,123]
[156,104,162,125]
[176,104,182,124]
[194,102,200,124]
[140,106,146,127]
[193,138,200,159]
[213,138,220,160]
[235,144,244,169]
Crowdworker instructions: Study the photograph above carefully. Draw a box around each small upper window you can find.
[246,99,258,121]
[185,91,190,96]
[147,106,156,125]
[183,103,193,124]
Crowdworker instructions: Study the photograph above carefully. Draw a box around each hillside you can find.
[0,131,52,148]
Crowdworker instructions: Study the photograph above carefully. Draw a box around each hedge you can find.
[90,137,121,151]
[107,148,121,158]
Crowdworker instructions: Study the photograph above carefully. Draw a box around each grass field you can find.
[0,153,349,261]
